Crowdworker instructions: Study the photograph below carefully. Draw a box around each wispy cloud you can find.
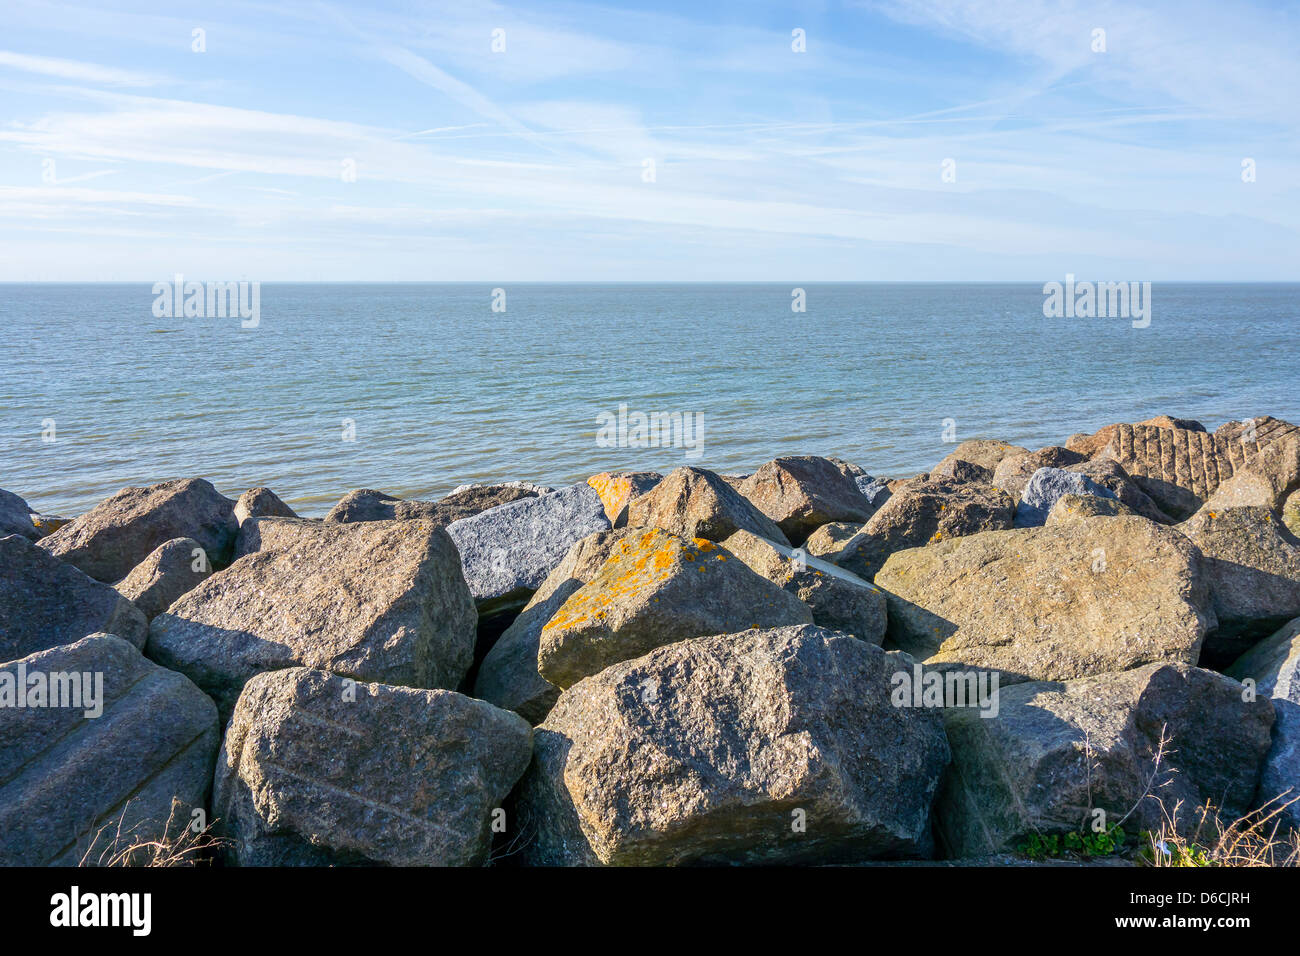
[0,49,167,87]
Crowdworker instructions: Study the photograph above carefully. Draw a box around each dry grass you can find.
[78,799,227,867]
[1140,791,1300,867]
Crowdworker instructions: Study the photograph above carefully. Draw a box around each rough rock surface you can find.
[473,528,639,724]
[875,516,1213,684]
[1063,458,1173,524]
[114,537,211,621]
[1203,435,1300,535]
[233,486,298,525]
[586,471,662,525]
[835,478,1016,581]
[1,533,148,658]
[1179,506,1300,665]
[148,518,477,719]
[934,440,1030,476]
[1045,493,1139,525]
[626,466,789,545]
[738,456,876,544]
[445,482,611,616]
[29,514,71,537]
[1215,415,1299,447]
[519,626,950,865]
[855,475,893,506]
[1014,467,1117,527]
[1066,416,1209,457]
[0,634,219,866]
[37,478,237,583]
[325,483,541,526]
[0,488,38,540]
[214,667,532,866]
[536,528,812,688]
[719,529,886,643]
[1226,618,1300,833]
[937,663,1273,858]
[802,521,864,563]
[992,447,1087,499]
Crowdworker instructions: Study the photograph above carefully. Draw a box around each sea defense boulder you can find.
[738,456,876,544]
[1,533,147,658]
[1045,493,1139,525]
[0,488,38,540]
[1202,435,1300,536]
[874,516,1212,684]
[214,668,532,866]
[1063,458,1172,523]
[535,528,812,689]
[936,664,1274,858]
[586,471,663,526]
[625,466,789,545]
[37,478,237,582]
[0,634,219,866]
[232,486,298,525]
[148,518,476,720]
[933,440,1030,480]
[325,483,542,525]
[519,626,950,865]
[991,446,1086,499]
[114,537,211,621]
[445,483,611,616]
[1013,467,1117,527]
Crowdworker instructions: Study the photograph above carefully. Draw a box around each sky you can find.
[0,0,1297,281]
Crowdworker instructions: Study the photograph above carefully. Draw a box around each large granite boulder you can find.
[738,456,876,544]
[536,528,812,689]
[1,534,147,658]
[801,521,865,563]
[1014,467,1117,527]
[0,634,219,866]
[148,518,476,720]
[326,483,543,526]
[1067,416,1207,457]
[214,668,532,866]
[874,516,1213,684]
[473,528,639,724]
[719,529,887,643]
[625,466,789,546]
[1179,506,1300,666]
[1226,618,1300,833]
[1063,457,1173,523]
[36,478,237,582]
[0,488,38,540]
[834,478,1016,581]
[937,663,1273,858]
[1203,435,1300,536]
[445,483,611,616]
[1045,493,1139,525]
[519,626,950,865]
[1215,415,1299,447]
[934,440,1030,478]
[114,537,211,621]
[232,486,297,525]
[586,471,662,526]
[992,447,1087,499]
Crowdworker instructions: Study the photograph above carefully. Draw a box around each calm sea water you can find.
[1,283,1295,518]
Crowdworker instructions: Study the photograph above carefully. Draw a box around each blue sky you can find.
[1,0,1297,280]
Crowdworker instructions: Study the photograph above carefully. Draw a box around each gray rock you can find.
[0,634,219,866]
[114,537,211,621]
[233,486,298,525]
[213,667,532,866]
[36,478,237,583]
[325,483,542,526]
[738,456,876,544]
[855,475,892,506]
[445,482,611,616]
[937,663,1274,858]
[148,518,476,720]
[1,534,147,658]
[1014,467,1117,527]
[518,626,950,865]
[992,447,1086,499]
[1063,457,1173,524]
[1045,493,1140,525]
[0,488,38,540]
[625,466,789,546]
[536,528,813,689]
[473,528,639,724]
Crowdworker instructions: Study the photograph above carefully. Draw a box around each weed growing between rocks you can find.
[1139,793,1300,867]
[78,799,226,868]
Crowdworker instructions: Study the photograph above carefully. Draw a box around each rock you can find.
[875,516,1213,684]
[445,483,611,616]
[1140,415,1206,432]
[29,514,71,537]
[1014,467,1117,527]
[1226,618,1300,832]
[856,475,892,506]
[936,663,1273,858]
[231,515,321,559]
[719,529,886,643]
[738,456,876,544]
[1179,506,1300,666]
[0,488,38,540]
[625,466,789,545]
[436,483,549,520]
[148,518,476,720]
[1096,423,1287,521]
[114,537,211,621]
[36,478,237,583]
[802,521,865,563]
[0,634,219,866]
[473,528,639,724]
[232,487,297,525]
[586,471,662,525]
[213,667,532,866]
[324,483,540,526]
[992,447,1087,499]
[1203,435,1300,535]
[1215,415,1299,446]
[1045,493,1139,525]
[1063,457,1173,524]
[931,458,992,483]
[1067,416,1209,458]
[536,529,812,689]
[829,457,871,482]
[518,626,950,865]
[934,440,1030,476]
[1,534,147,658]
[835,478,1016,581]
